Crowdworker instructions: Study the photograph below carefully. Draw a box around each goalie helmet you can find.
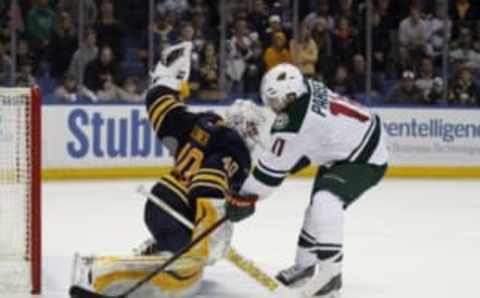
[260,63,307,113]
[224,100,267,151]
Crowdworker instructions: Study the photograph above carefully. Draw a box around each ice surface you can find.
[9,178,480,298]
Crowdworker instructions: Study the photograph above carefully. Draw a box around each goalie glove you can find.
[225,191,258,222]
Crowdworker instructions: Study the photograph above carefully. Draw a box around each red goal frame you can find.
[30,86,41,294]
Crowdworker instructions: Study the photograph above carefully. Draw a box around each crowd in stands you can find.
[0,0,479,106]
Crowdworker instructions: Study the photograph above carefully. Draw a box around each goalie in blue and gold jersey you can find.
[71,42,266,298]
[142,41,266,258]
[139,41,267,296]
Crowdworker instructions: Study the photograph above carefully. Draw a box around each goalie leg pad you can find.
[71,254,205,298]
[189,198,233,265]
[144,181,194,253]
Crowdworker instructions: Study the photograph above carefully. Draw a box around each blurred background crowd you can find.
[0,0,479,106]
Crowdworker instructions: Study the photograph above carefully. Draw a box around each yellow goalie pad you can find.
[189,198,233,265]
[72,254,205,298]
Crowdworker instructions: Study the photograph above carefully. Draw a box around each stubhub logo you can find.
[67,108,165,158]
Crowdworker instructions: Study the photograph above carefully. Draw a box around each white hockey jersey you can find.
[240,79,388,199]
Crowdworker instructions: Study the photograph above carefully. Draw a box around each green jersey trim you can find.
[252,166,285,187]
[345,116,375,161]
[355,115,382,163]
[347,115,381,163]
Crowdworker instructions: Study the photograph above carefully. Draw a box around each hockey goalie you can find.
[70,41,267,298]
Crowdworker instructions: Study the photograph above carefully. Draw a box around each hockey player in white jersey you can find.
[225,63,389,297]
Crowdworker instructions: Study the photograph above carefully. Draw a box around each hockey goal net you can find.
[0,87,41,294]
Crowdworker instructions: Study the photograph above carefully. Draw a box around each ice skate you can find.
[297,262,342,298]
[276,264,316,288]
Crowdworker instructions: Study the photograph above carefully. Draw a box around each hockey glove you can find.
[225,191,258,222]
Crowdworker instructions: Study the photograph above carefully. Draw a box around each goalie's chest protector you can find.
[272,80,384,166]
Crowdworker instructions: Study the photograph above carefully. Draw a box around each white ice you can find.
[6,178,480,298]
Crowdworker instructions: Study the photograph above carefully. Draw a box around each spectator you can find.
[93,75,141,103]
[336,0,357,28]
[54,74,79,102]
[198,42,220,92]
[290,23,318,78]
[188,0,209,16]
[248,0,269,42]
[375,0,395,30]
[68,29,98,82]
[350,53,382,95]
[389,1,414,28]
[448,67,480,105]
[415,57,436,97]
[264,32,292,70]
[271,0,293,32]
[158,0,189,15]
[0,42,13,85]
[449,27,480,72]
[138,12,175,65]
[424,77,445,105]
[96,0,125,61]
[117,77,143,102]
[304,0,335,33]
[472,21,480,53]
[265,15,288,47]
[394,45,416,78]
[48,12,77,79]
[386,70,423,104]
[1,1,23,40]
[226,18,254,93]
[83,46,119,92]
[244,42,265,95]
[57,0,98,27]
[25,0,57,69]
[96,74,122,102]
[0,2,10,28]
[311,17,332,80]
[357,10,391,74]
[191,12,214,53]
[398,5,427,64]
[163,9,179,36]
[115,0,148,33]
[16,63,35,87]
[174,23,198,76]
[450,0,480,38]
[331,16,355,66]
[330,64,352,95]
[425,0,451,62]
[16,39,33,70]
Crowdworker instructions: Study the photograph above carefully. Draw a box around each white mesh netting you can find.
[0,88,33,292]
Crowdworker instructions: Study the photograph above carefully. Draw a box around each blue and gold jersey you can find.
[145,85,251,204]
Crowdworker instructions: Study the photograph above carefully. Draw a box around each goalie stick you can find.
[136,185,298,298]
[69,215,228,298]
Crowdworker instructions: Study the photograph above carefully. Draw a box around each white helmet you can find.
[224,99,267,151]
[260,63,307,113]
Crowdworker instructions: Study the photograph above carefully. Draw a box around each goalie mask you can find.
[224,100,267,152]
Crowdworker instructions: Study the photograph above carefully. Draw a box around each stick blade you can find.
[69,285,116,298]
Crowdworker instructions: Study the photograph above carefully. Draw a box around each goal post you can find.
[0,86,42,294]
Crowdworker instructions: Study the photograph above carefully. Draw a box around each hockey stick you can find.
[69,215,229,298]
[136,185,298,298]
[137,185,194,230]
